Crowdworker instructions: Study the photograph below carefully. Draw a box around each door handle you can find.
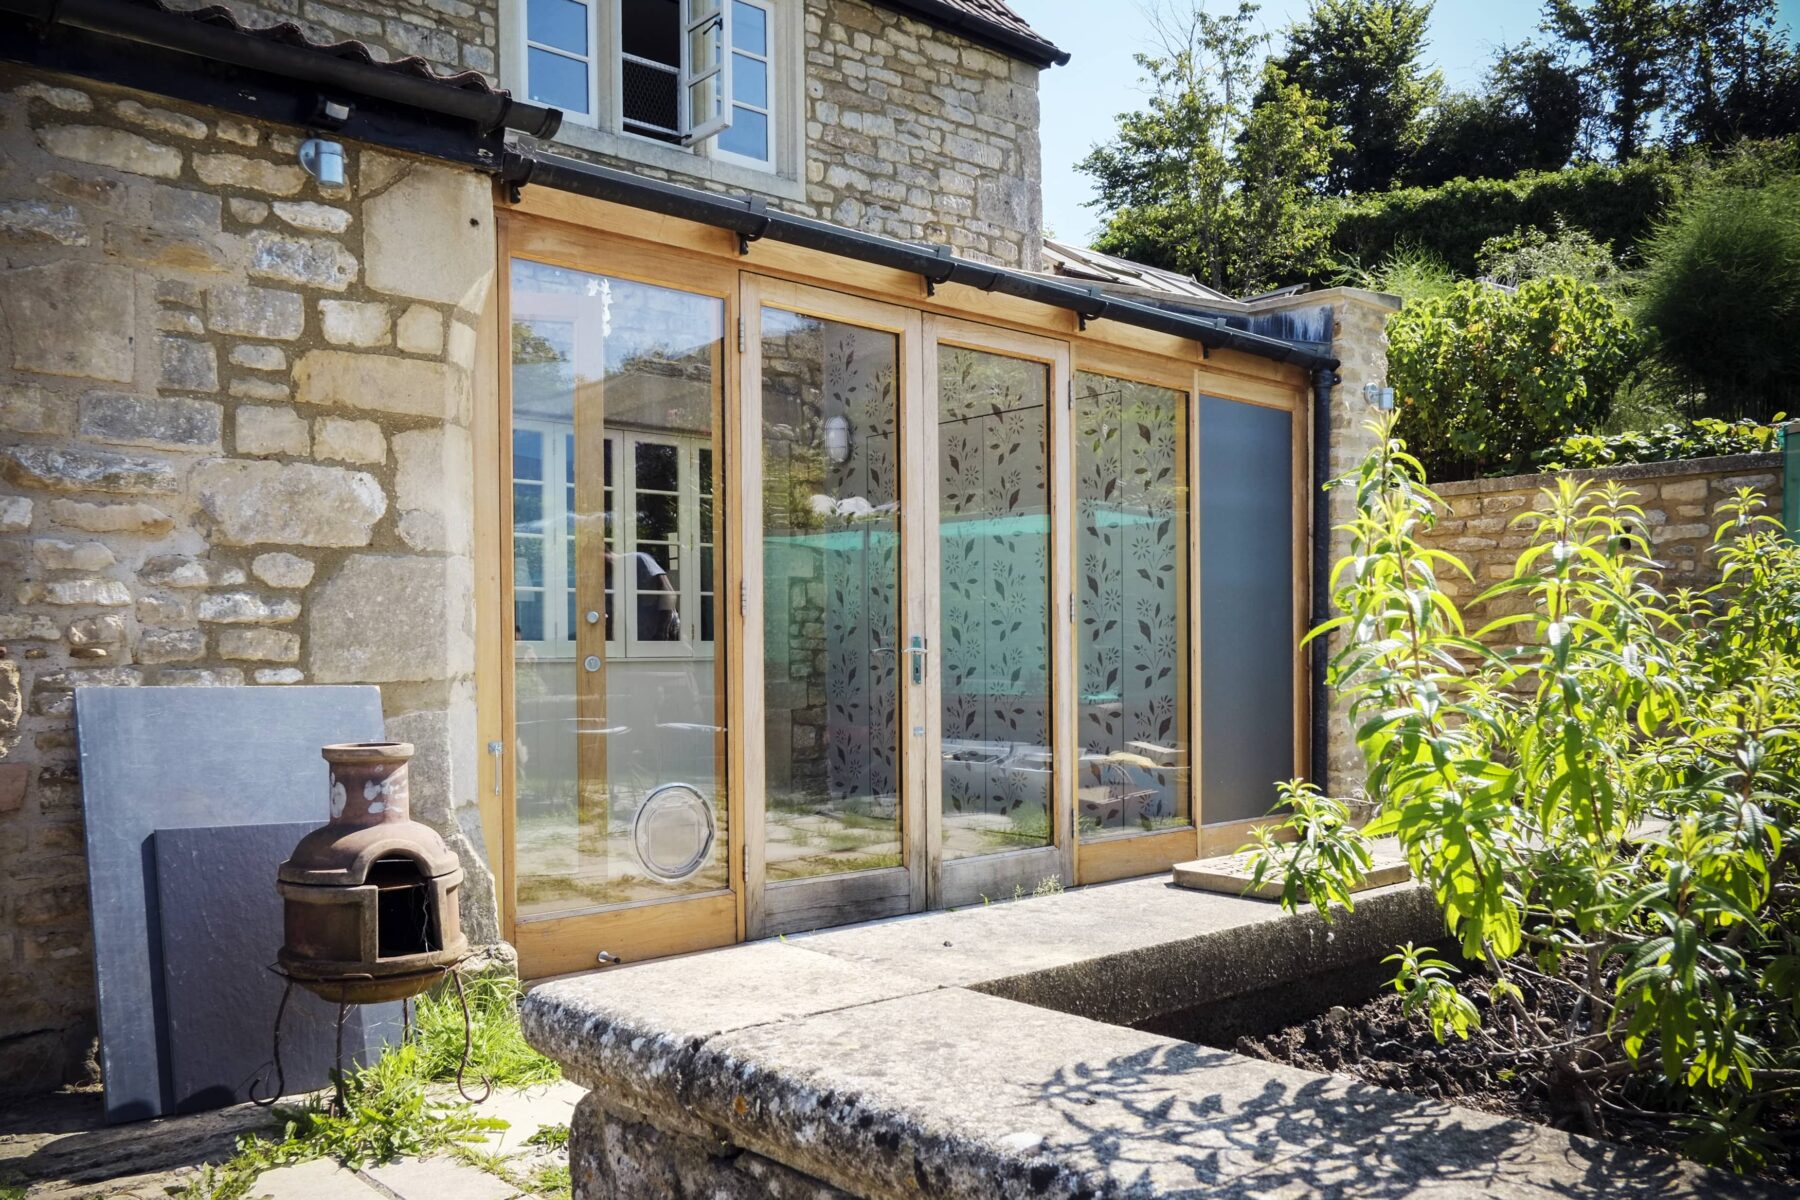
[904,636,928,685]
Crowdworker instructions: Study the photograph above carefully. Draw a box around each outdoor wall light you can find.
[823,414,853,464]
[1363,382,1396,411]
[298,138,346,188]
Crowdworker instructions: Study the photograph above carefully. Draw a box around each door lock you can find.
[585,610,601,625]
[905,636,928,685]
[583,655,601,672]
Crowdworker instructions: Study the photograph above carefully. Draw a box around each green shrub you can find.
[1253,415,1800,1171]
[1537,416,1785,471]
[1635,175,1800,422]
[1387,276,1642,480]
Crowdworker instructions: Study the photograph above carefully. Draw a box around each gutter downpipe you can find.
[1310,366,1340,791]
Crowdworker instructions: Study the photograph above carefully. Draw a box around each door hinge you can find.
[737,315,746,354]
[740,580,748,615]
[1067,378,1075,410]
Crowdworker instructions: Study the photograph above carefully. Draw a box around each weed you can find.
[411,974,560,1088]
[525,1123,570,1150]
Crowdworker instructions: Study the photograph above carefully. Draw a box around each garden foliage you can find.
[1252,416,1800,1169]
[1537,416,1784,471]
[1387,276,1641,480]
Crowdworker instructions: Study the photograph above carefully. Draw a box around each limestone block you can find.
[1,384,73,437]
[137,593,194,623]
[392,426,472,553]
[252,552,315,589]
[363,161,493,308]
[229,378,291,403]
[228,198,269,224]
[216,119,259,147]
[246,230,357,291]
[318,299,391,347]
[206,285,305,340]
[1,445,179,495]
[140,555,245,589]
[114,100,207,140]
[193,153,305,196]
[33,540,114,572]
[217,627,300,662]
[196,593,301,624]
[230,345,287,372]
[0,614,60,639]
[192,459,385,547]
[138,628,206,664]
[255,668,305,684]
[0,664,21,758]
[233,406,310,457]
[78,392,222,452]
[0,199,87,246]
[293,350,470,424]
[0,497,31,532]
[395,305,445,355]
[23,579,132,606]
[1,262,135,382]
[310,554,474,683]
[160,668,246,686]
[313,417,385,465]
[158,339,219,393]
[271,201,352,233]
[15,82,91,112]
[37,125,182,179]
[67,614,126,646]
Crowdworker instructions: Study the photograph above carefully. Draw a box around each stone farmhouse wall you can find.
[0,66,496,1093]
[167,0,1045,269]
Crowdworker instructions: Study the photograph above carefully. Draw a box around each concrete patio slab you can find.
[363,1153,523,1200]
[247,1157,388,1200]
[1173,835,1412,898]
[474,1079,585,1154]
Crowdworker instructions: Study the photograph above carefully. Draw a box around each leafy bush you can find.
[1333,245,1458,305]
[1537,416,1785,471]
[1476,220,1621,287]
[1387,276,1642,480]
[1254,416,1800,1171]
[1635,175,1800,422]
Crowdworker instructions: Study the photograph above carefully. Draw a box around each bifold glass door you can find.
[506,251,738,976]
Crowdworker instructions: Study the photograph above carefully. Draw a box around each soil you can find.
[1224,979,1798,1179]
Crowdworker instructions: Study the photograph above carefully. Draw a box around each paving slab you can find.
[247,1157,388,1200]
[362,1154,521,1200]
[1173,835,1412,898]
[473,1080,585,1154]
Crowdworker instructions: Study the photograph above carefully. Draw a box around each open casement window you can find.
[617,0,731,144]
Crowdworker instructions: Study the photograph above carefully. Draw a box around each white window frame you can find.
[507,0,799,187]
[520,0,602,127]
[712,0,775,170]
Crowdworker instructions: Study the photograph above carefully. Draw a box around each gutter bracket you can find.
[737,195,771,256]
[918,243,954,298]
[1074,285,1107,333]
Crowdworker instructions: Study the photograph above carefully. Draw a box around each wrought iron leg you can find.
[451,970,492,1104]
[249,978,294,1108]
[332,999,350,1114]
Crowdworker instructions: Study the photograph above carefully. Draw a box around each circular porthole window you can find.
[633,784,716,883]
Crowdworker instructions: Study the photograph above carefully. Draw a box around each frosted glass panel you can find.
[936,346,1052,861]
[1075,372,1191,838]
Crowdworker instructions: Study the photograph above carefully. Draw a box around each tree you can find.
[1542,0,1678,161]
[1669,0,1800,146]
[1406,44,1584,185]
[1635,174,1800,422]
[1267,0,1443,193]
[1079,1,1343,295]
[1475,219,1620,286]
[1386,276,1641,479]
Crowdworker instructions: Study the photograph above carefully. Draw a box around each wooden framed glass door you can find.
[741,277,929,938]
[922,317,1075,908]
[501,226,742,977]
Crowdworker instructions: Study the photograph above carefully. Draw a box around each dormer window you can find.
[517,0,774,170]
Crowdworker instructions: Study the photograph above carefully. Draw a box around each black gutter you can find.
[504,151,1338,373]
[1309,367,1340,790]
[869,0,1069,67]
[0,0,561,139]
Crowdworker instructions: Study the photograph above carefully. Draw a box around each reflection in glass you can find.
[760,308,903,880]
[936,347,1052,860]
[510,259,727,921]
[1075,371,1192,837]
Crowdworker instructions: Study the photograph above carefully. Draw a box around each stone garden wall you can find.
[1423,453,1785,636]
[0,65,496,1093]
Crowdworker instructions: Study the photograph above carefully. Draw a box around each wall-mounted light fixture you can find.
[822,414,853,464]
[298,138,346,188]
[1363,382,1396,411]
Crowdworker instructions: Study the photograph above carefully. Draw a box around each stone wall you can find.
[1424,453,1785,636]
[0,65,497,1094]
[163,0,497,79]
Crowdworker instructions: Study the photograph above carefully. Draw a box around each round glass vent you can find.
[633,784,716,883]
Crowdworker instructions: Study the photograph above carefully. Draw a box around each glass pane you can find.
[732,0,766,54]
[528,0,588,54]
[515,533,546,588]
[733,55,767,108]
[936,347,1052,861]
[687,67,724,126]
[760,307,903,881]
[636,441,679,491]
[512,482,543,527]
[514,429,545,481]
[635,492,680,541]
[718,105,768,160]
[1075,372,1192,838]
[527,46,588,112]
[509,257,726,922]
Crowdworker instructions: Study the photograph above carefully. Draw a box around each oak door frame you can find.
[923,315,1075,909]
[741,274,930,939]
[496,214,747,978]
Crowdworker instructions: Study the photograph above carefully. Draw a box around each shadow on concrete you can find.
[1031,1042,1770,1199]
[0,1091,276,1188]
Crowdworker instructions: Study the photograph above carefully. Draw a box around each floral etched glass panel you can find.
[936,346,1052,860]
[509,258,727,921]
[759,308,904,880]
[1074,371,1191,838]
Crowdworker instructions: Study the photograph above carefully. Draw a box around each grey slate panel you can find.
[76,685,384,1123]
[154,822,400,1115]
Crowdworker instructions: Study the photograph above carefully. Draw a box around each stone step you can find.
[1172,835,1411,899]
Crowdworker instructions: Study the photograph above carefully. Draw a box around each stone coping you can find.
[521,877,1778,1198]
[1434,452,1781,498]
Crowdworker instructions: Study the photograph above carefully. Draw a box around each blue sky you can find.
[1013,0,1800,245]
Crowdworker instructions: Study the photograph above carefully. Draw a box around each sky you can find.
[1012,0,1800,246]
